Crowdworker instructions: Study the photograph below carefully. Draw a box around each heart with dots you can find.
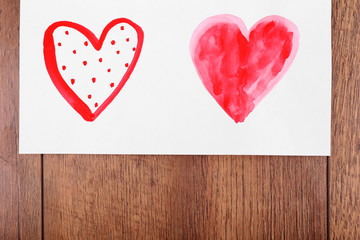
[43,18,144,121]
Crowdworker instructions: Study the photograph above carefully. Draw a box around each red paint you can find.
[116,50,120,54]
[71,79,75,85]
[132,47,136,51]
[84,41,88,46]
[65,30,69,35]
[99,58,102,62]
[83,61,87,66]
[88,94,92,99]
[95,103,98,107]
[58,42,62,46]
[125,63,129,67]
[73,50,76,54]
[110,83,115,88]
[190,15,299,123]
[62,65,66,70]
[107,68,111,73]
[126,38,129,42]
[43,18,144,122]
[111,40,116,45]
[120,26,124,30]
[92,77,96,83]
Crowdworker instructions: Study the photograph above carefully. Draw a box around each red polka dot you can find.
[73,50,77,54]
[62,65,66,70]
[107,68,111,73]
[120,26,124,30]
[126,38,129,42]
[58,42,62,46]
[92,77,96,83]
[95,103,98,108]
[110,83,114,88]
[116,50,120,54]
[125,63,129,67]
[132,47,136,51]
[65,31,69,35]
[99,58,102,62]
[88,95,92,99]
[111,40,116,45]
[71,79,75,85]
[83,61,87,66]
[84,41,88,46]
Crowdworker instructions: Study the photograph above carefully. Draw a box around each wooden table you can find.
[1,0,359,239]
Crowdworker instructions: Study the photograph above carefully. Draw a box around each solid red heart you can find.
[43,18,144,121]
[190,15,299,123]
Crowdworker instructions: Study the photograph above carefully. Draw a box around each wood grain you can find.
[330,0,360,238]
[44,155,327,239]
[0,0,42,239]
[2,0,360,238]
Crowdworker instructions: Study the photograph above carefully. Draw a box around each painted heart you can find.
[43,18,144,121]
[190,15,299,123]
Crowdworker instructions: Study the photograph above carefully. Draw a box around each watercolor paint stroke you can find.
[43,18,144,122]
[190,14,300,123]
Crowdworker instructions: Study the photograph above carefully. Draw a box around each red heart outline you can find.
[43,18,144,121]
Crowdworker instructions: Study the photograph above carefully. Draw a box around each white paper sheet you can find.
[19,0,331,155]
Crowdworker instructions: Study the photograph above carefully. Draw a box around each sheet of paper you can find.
[19,0,331,155]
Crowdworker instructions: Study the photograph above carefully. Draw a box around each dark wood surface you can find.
[330,0,360,238]
[0,0,359,239]
[43,155,327,239]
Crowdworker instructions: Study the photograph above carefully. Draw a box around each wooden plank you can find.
[330,0,360,238]
[0,162,18,239]
[17,156,42,240]
[44,155,327,239]
[0,0,42,239]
